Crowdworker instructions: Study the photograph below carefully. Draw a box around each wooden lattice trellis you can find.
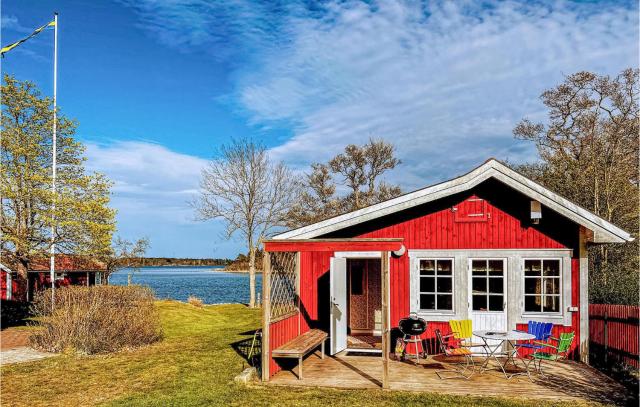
[269,251,298,320]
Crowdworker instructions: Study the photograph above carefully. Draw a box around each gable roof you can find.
[274,159,633,244]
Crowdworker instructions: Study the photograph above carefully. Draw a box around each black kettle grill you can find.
[399,313,427,336]
[398,313,427,364]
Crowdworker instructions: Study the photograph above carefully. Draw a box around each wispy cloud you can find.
[116,0,304,63]
[1,15,29,33]
[84,141,237,257]
[121,0,637,189]
[237,1,638,186]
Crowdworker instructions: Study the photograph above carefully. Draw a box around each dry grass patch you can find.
[29,285,162,354]
[187,295,204,307]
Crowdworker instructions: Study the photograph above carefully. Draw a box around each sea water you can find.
[109,266,263,305]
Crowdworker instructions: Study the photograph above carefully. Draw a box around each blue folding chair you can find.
[515,321,553,357]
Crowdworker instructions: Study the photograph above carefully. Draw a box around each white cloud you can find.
[84,141,238,258]
[233,1,638,187]
[86,141,207,199]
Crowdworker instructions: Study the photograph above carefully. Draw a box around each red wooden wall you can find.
[0,270,27,301]
[268,252,333,376]
[1,270,10,300]
[0,271,93,302]
[268,313,300,375]
[267,189,584,376]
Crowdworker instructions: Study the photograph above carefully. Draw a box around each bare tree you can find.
[514,68,639,304]
[101,237,150,285]
[194,139,299,308]
[287,139,401,227]
[330,144,368,209]
[286,163,341,228]
[330,138,401,211]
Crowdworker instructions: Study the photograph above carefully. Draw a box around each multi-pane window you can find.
[524,259,561,313]
[419,259,453,311]
[471,259,505,311]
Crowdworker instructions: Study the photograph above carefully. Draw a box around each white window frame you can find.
[521,257,563,316]
[468,258,507,314]
[413,257,456,315]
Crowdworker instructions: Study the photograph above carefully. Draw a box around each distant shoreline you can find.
[129,257,231,268]
[217,268,263,274]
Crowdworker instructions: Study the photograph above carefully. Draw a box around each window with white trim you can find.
[418,259,453,311]
[471,259,505,312]
[523,259,561,313]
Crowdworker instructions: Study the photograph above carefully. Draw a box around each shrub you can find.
[29,285,162,354]
[187,296,203,308]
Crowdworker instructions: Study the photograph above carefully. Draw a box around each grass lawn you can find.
[1,301,597,406]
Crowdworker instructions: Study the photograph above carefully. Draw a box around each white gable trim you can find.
[275,159,632,243]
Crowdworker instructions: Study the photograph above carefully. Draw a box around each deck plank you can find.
[268,352,629,404]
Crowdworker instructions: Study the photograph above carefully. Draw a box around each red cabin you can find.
[261,159,632,386]
[1,255,106,302]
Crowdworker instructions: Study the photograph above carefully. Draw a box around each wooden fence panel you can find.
[589,304,639,369]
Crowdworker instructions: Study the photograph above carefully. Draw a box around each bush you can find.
[187,296,203,307]
[29,285,162,354]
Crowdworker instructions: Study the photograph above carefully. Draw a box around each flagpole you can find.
[50,12,58,308]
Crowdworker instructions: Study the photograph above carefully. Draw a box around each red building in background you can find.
[1,255,106,302]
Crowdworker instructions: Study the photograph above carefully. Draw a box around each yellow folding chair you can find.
[449,319,486,350]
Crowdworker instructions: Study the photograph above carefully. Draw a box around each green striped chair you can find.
[526,332,575,378]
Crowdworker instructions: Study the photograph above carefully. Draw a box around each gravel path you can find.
[0,328,55,365]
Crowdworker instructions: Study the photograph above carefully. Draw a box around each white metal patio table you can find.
[473,330,535,379]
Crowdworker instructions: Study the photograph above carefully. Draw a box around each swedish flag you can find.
[1,20,55,57]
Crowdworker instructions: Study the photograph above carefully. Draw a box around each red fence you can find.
[589,304,639,369]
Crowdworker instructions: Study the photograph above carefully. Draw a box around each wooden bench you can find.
[271,329,328,379]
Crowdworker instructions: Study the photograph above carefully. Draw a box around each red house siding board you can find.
[269,313,300,375]
[267,251,333,376]
[401,321,450,355]
[1,270,8,300]
[353,195,567,250]
[514,323,579,359]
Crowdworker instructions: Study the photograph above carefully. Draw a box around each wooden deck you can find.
[268,351,630,404]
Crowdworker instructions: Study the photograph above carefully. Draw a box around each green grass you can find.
[1,301,595,406]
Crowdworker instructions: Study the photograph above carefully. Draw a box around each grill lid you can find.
[398,313,427,335]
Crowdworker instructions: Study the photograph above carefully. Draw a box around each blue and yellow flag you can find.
[1,20,55,57]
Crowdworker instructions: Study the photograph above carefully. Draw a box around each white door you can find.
[469,259,507,351]
[330,257,348,355]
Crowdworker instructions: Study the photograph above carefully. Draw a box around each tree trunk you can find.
[248,243,256,308]
[102,271,111,285]
[16,259,28,281]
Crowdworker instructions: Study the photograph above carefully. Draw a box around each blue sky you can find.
[2,0,637,258]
